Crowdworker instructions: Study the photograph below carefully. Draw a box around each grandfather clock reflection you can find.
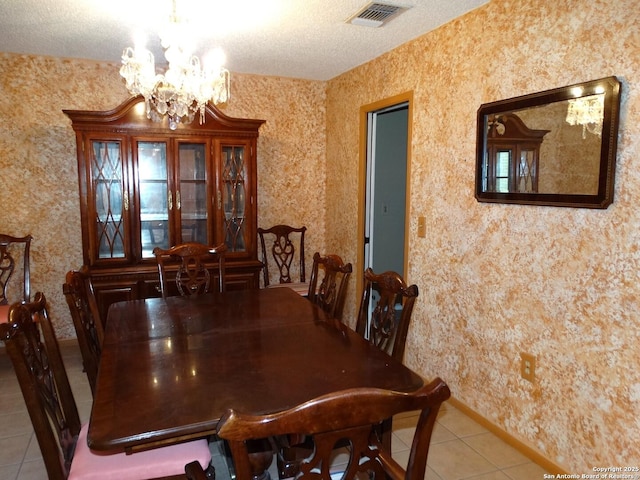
[483,113,549,193]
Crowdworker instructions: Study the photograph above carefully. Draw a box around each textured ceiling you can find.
[0,0,487,81]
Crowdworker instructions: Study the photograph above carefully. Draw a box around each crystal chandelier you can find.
[120,0,230,130]
[566,93,604,139]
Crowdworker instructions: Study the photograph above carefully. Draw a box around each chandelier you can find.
[120,0,230,130]
[565,92,604,139]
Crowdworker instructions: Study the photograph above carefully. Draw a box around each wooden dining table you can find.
[88,287,425,454]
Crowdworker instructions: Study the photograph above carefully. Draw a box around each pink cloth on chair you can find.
[70,423,211,480]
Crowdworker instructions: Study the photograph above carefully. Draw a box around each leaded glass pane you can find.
[517,149,536,193]
[222,146,246,252]
[92,141,125,259]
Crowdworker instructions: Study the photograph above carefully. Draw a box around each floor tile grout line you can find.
[457,429,540,472]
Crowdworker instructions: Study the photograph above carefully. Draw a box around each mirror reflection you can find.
[476,76,621,208]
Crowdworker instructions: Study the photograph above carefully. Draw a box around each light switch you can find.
[417,216,426,238]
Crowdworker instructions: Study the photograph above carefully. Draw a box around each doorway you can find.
[364,102,409,274]
[357,92,413,312]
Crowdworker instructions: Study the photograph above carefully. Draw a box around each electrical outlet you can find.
[520,352,536,383]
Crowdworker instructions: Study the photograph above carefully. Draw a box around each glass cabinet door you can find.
[91,140,127,260]
[138,141,169,257]
[221,144,248,252]
[177,143,208,245]
[485,145,539,194]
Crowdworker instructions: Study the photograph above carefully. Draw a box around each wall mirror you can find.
[475,76,621,208]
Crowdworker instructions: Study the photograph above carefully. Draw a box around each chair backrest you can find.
[355,268,419,362]
[216,378,450,480]
[257,225,306,287]
[0,234,32,305]
[153,242,227,298]
[307,252,353,321]
[1,293,81,480]
[63,268,104,396]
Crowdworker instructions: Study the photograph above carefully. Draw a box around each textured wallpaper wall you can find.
[325,0,640,472]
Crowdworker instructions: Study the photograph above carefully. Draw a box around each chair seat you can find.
[70,423,211,480]
[266,282,309,296]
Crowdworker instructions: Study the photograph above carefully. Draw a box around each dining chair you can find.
[0,233,32,323]
[63,267,104,397]
[274,251,352,476]
[356,268,419,363]
[307,252,353,321]
[257,225,307,294]
[185,379,450,480]
[354,268,420,455]
[1,292,212,480]
[153,242,227,298]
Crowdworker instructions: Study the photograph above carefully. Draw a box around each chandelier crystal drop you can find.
[565,94,604,139]
[120,0,230,130]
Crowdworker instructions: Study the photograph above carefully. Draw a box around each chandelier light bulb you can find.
[204,48,226,71]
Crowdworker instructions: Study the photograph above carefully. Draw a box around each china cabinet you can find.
[64,96,265,319]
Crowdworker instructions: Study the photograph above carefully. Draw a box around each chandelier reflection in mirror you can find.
[120,0,230,130]
[565,87,605,138]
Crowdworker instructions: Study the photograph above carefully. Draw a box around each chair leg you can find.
[205,460,216,480]
[380,417,393,451]
[224,438,274,480]
[274,435,313,480]
[247,439,274,480]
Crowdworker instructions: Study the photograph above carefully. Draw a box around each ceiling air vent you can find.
[347,2,409,28]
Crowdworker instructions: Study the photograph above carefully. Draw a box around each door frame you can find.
[357,91,414,298]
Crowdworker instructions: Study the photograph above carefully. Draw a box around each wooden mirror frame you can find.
[475,76,621,208]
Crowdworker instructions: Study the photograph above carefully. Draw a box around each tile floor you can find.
[0,342,550,480]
